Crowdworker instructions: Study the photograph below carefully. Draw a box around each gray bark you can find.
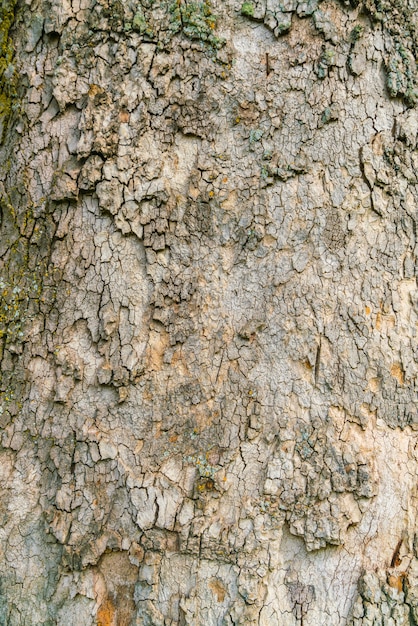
[1,0,418,623]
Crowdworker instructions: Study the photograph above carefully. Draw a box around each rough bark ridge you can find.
[1,0,418,623]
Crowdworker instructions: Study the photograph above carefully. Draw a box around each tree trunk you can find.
[1,0,418,623]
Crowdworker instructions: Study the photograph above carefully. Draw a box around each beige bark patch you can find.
[366,377,380,393]
[96,552,138,626]
[146,328,170,371]
[390,363,405,385]
[97,598,116,626]
[208,578,226,602]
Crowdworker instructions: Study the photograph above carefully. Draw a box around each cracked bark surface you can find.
[1,0,418,623]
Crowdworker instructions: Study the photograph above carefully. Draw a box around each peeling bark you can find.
[1,0,418,623]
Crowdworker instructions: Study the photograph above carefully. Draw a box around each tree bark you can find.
[1,0,418,623]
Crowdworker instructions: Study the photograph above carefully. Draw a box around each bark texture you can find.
[1,0,418,623]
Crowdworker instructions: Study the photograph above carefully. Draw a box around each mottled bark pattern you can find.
[1,0,418,623]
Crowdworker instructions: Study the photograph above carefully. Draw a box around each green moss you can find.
[169,0,225,50]
[0,0,18,140]
[0,212,54,427]
[350,24,363,42]
[385,42,418,106]
[260,165,269,180]
[241,1,254,18]
[316,46,335,79]
[132,7,154,37]
[321,107,332,124]
[0,194,52,367]
[0,6,15,61]
[0,0,16,72]
[364,0,418,106]
[249,128,263,143]
[0,245,44,350]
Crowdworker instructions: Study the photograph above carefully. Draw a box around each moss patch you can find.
[0,0,18,139]
[169,0,225,49]
[241,1,255,18]
[364,0,418,106]
[0,189,55,413]
[0,200,44,353]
